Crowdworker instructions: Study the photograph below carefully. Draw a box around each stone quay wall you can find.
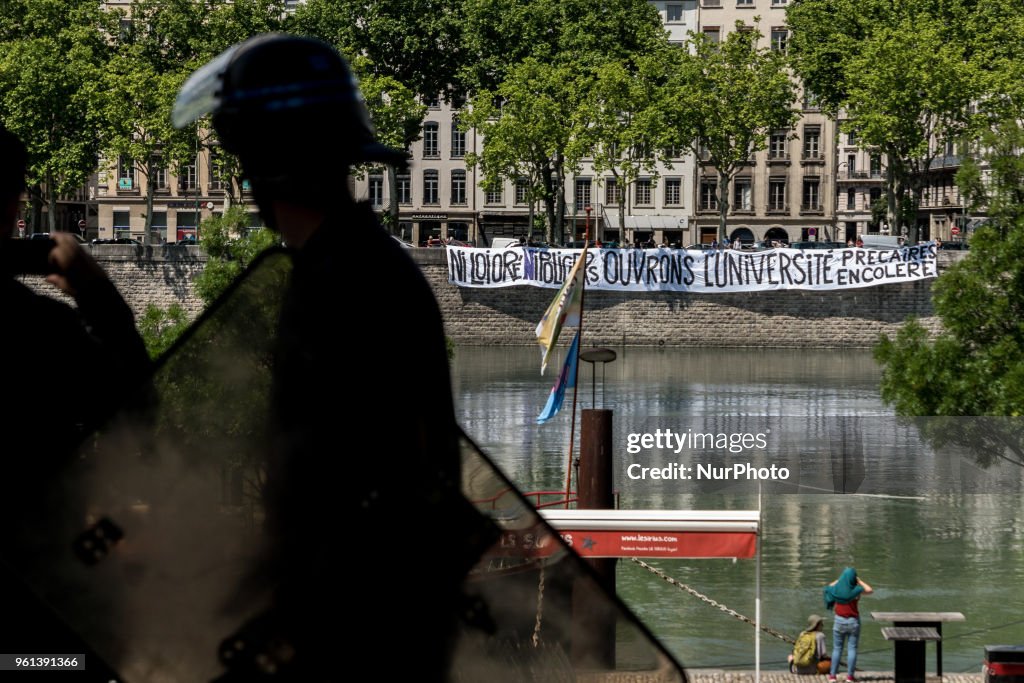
[17,244,208,319]
[19,245,961,349]
[414,249,959,348]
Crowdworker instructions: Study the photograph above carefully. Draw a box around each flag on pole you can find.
[535,246,587,374]
[536,330,580,424]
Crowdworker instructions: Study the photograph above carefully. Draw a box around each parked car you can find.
[790,240,846,250]
[27,232,87,243]
[91,237,142,245]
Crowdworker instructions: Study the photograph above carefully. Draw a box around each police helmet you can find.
[173,33,408,170]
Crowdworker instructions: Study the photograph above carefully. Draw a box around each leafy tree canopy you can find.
[194,206,279,306]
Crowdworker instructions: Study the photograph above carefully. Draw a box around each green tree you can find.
[194,206,279,305]
[875,126,1024,464]
[460,58,581,245]
[139,303,191,359]
[292,0,464,100]
[459,0,666,244]
[663,27,797,242]
[292,2,454,233]
[352,66,425,234]
[100,1,201,245]
[459,0,666,93]
[204,0,292,55]
[787,0,981,243]
[0,0,112,232]
[583,53,676,245]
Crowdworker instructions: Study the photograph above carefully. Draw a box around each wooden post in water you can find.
[572,408,616,669]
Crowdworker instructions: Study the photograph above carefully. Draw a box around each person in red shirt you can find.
[824,567,874,682]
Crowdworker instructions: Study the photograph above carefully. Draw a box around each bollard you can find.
[572,408,616,670]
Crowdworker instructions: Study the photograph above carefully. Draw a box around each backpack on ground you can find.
[793,631,818,668]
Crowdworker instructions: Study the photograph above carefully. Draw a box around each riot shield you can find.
[4,248,685,682]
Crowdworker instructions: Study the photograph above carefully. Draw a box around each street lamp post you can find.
[834,161,848,243]
[194,135,200,242]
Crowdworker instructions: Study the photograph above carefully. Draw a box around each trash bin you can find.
[985,646,1024,683]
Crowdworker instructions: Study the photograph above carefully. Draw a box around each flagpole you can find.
[564,207,592,508]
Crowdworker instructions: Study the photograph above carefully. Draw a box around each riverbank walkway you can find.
[572,669,983,682]
[685,671,982,683]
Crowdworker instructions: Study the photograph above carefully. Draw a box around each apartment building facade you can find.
[82,0,970,246]
[352,0,839,248]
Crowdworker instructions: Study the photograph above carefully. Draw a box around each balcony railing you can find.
[838,170,884,180]
[930,154,962,169]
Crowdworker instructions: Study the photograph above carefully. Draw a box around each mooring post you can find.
[572,407,616,669]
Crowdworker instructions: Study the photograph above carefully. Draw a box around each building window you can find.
[369,173,384,208]
[803,89,821,111]
[209,147,228,192]
[397,173,411,204]
[574,178,592,211]
[451,120,466,158]
[703,0,721,7]
[847,130,857,145]
[176,211,198,237]
[665,178,682,206]
[485,183,503,205]
[423,94,440,109]
[117,156,136,191]
[733,178,752,211]
[153,167,167,191]
[769,131,788,159]
[423,169,439,205]
[771,0,788,5]
[451,169,467,205]
[635,178,652,206]
[423,122,439,157]
[605,178,621,206]
[178,158,197,191]
[771,28,789,53]
[847,188,856,210]
[870,154,882,177]
[515,178,530,205]
[666,3,684,22]
[663,145,684,159]
[702,26,720,44]
[803,127,821,159]
[150,211,167,242]
[769,179,787,211]
[870,187,882,206]
[802,179,821,210]
[113,210,131,238]
[700,178,718,211]
[737,0,754,5]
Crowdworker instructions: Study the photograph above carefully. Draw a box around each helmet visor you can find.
[172,44,242,128]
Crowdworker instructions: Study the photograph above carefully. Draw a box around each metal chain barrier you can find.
[532,561,546,647]
[630,558,795,645]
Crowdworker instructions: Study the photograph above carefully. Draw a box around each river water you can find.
[451,346,1024,673]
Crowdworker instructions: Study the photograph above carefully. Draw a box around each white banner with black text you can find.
[446,245,938,293]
